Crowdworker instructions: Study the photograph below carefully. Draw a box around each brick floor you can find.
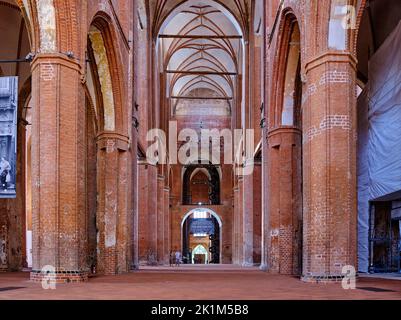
[0,266,400,300]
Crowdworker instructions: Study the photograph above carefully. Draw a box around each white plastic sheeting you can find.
[357,21,401,272]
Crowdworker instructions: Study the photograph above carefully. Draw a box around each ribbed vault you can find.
[153,0,249,117]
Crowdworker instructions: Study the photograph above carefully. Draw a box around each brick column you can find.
[147,164,158,264]
[232,186,240,264]
[237,179,244,264]
[30,54,88,283]
[267,128,303,274]
[96,133,130,275]
[163,186,170,264]
[130,126,139,269]
[302,53,357,282]
[137,163,148,264]
[241,172,254,266]
[260,127,269,271]
[157,174,165,264]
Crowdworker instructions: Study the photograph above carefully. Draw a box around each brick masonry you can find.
[0,0,367,283]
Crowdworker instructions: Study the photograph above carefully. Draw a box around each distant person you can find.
[175,250,181,267]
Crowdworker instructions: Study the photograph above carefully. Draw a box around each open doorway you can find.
[181,208,222,264]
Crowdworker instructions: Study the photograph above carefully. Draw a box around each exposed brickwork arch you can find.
[351,0,368,55]
[54,0,79,54]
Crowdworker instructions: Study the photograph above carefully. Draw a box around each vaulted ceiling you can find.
[150,0,250,116]
[149,0,251,36]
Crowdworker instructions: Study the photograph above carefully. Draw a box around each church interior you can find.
[0,0,401,299]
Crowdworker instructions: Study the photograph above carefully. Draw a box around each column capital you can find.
[268,126,302,138]
[31,53,83,73]
[305,51,357,75]
[96,132,130,151]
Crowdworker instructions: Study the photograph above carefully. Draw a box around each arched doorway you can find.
[182,165,221,205]
[192,244,208,264]
[181,208,222,264]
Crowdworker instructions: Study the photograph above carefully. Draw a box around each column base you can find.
[130,263,140,271]
[241,262,255,267]
[301,274,348,283]
[259,263,268,271]
[30,270,88,283]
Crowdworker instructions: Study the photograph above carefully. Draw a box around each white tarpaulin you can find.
[357,21,401,272]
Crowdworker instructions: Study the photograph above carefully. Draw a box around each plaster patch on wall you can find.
[40,63,55,81]
[0,225,8,270]
[105,190,117,248]
[304,115,350,143]
[22,0,32,23]
[36,0,56,52]
[106,139,116,153]
[88,27,116,132]
[301,69,353,106]
[270,229,279,237]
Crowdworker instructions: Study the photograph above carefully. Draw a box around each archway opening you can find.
[181,208,222,264]
[182,164,221,205]
[0,1,32,271]
[85,16,122,275]
[192,244,208,264]
[267,12,303,275]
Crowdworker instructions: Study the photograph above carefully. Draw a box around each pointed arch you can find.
[88,13,127,134]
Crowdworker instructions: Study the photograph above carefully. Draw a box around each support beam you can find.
[166,70,237,76]
[159,34,242,39]
[170,96,233,100]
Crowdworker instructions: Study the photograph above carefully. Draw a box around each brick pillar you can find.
[130,129,139,269]
[164,186,170,264]
[267,128,302,275]
[138,164,148,264]
[232,186,239,264]
[30,54,88,283]
[157,174,165,264]
[241,172,254,266]
[302,53,357,282]
[252,163,262,264]
[147,164,158,264]
[260,128,269,271]
[237,179,244,264]
[96,133,130,275]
